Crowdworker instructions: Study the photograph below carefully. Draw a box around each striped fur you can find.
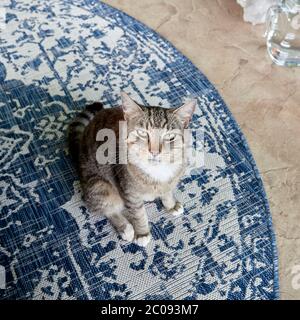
[68,93,195,247]
[68,102,103,165]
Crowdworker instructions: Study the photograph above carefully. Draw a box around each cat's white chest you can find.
[139,162,179,183]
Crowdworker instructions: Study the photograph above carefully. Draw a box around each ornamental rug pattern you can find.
[0,0,279,300]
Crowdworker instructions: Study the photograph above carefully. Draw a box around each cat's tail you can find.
[68,102,103,165]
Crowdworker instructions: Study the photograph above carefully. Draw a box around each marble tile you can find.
[103,0,300,300]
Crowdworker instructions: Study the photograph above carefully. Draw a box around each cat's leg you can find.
[132,207,151,247]
[106,212,135,242]
[125,199,151,247]
[161,191,184,216]
[83,179,134,242]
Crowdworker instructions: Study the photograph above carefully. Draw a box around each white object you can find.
[237,0,277,25]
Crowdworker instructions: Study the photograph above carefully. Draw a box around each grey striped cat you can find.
[68,92,196,246]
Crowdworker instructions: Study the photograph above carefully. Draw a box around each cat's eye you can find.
[164,133,176,142]
[136,129,148,139]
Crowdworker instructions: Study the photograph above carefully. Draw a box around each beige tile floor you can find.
[103,0,300,300]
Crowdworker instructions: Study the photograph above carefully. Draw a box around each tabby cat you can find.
[69,92,196,246]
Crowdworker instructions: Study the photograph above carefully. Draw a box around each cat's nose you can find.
[150,150,159,157]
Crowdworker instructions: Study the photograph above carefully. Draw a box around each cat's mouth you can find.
[147,157,161,164]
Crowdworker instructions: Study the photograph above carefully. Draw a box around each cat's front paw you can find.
[135,233,151,247]
[120,223,135,242]
[167,202,184,216]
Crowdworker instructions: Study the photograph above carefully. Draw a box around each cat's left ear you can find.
[121,92,143,120]
[173,99,197,128]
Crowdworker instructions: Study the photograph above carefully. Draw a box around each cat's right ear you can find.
[121,92,143,120]
[173,99,197,128]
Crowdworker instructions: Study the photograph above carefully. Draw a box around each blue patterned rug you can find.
[0,0,279,300]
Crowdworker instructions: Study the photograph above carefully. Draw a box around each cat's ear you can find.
[173,99,197,128]
[121,92,143,120]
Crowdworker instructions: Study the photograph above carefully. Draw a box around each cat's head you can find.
[121,92,196,176]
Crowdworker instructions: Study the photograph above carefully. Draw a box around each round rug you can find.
[0,0,279,300]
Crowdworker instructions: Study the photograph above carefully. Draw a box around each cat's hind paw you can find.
[168,202,184,217]
[135,233,151,247]
[120,223,135,242]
